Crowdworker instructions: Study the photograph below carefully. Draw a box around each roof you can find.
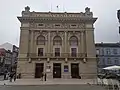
[0,42,13,51]
[95,43,120,47]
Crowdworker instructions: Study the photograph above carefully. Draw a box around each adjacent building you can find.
[17,6,97,79]
[0,43,19,73]
[95,43,120,74]
[0,48,12,73]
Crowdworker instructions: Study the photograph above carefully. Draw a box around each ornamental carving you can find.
[30,23,36,28]
[50,31,64,40]
[30,23,85,29]
[79,23,85,28]
[34,30,48,40]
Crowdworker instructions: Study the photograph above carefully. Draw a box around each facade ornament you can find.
[28,58,32,63]
[85,7,93,17]
[47,58,50,63]
[74,58,76,61]
[65,58,68,63]
[25,6,30,12]
[22,6,30,17]
[39,30,43,35]
[83,58,87,63]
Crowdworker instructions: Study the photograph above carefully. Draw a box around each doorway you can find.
[53,63,61,78]
[71,63,79,78]
[35,63,44,78]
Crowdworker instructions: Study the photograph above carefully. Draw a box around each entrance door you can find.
[71,63,79,78]
[53,63,61,78]
[35,63,44,78]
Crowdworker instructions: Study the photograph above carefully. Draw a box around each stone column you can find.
[47,31,51,56]
[30,30,34,54]
[64,31,67,57]
[81,31,85,53]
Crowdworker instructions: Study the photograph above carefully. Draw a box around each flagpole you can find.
[51,4,52,12]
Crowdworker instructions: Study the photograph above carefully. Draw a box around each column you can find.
[81,31,84,53]
[30,30,34,54]
[47,31,51,56]
[64,31,67,56]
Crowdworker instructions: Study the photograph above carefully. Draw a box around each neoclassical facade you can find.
[17,6,97,79]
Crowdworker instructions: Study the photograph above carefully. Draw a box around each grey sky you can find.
[0,0,120,46]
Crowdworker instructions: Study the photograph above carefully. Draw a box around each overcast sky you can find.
[0,0,120,46]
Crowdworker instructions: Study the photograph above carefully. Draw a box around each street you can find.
[0,85,106,90]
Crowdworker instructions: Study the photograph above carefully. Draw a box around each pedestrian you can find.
[4,73,6,80]
[41,72,44,81]
[13,73,16,81]
[9,72,13,82]
[44,73,47,81]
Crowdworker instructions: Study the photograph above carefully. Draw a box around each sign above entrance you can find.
[64,65,69,72]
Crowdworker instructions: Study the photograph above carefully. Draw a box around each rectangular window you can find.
[71,48,77,57]
[38,23,44,26]
[107,58,111,64]
[96,49,100,55]
[71,24,76,26]
[106,48,111,55]
[55,24,60,26]
[101,49,104,55]
[114,58,119,65]
[113,49,118,55]
[55,48,60,57]
[38,48,43,56]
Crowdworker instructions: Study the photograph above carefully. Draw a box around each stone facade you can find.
[17,6,97,79]
[96,43,120,74]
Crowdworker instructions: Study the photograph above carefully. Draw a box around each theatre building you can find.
[17,6,97,79]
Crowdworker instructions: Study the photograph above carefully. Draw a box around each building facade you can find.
[0,48,12,73]
[95,43,120,74]
[0,43,19,74]
[17,6,97,79]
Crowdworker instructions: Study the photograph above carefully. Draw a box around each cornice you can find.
[17,17,97,23]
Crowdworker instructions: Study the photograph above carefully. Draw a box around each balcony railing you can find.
[28,53,87,58]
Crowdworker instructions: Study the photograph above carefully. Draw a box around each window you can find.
[71,48,77,57]
[113,49,118,54]
[53,36,62,45]
[36,35,45,45]
[101,49,104,55]
[38,48,43,56]
[69,36,78,46]
[55,24,60,26]
[107,58,111,64]
[71,25,76,26]
[96,49,100,55]
[114,58,119,65]
[55,48,60,57]
[38,23,44,26]
[106,48,111,55]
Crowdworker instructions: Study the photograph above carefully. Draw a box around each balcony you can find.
[28,53,87,58]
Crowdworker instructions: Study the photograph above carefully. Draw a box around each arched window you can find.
[36,35,45,45]
[53,36,62,45]
[69,36,78,46]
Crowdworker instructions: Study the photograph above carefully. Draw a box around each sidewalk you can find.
[0,79,97,85]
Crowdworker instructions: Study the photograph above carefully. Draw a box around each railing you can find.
[28,53,87,58]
